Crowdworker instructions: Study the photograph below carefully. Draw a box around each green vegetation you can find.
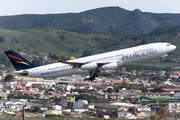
[73,94,93,103]
[1,7,180,35]
[0,24,180,68]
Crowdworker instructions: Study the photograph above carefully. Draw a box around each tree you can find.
[141,101,149,106]
[128,107,135,114]
[114,87,120,92]
[4,75,14,82]
[0,36,5,43]
[152,87,164,93]
[32,59,43,65]
[74,94,93,103]
[41,100,47,106]
[110,110,117,118]
[141,87,147,93]
[48,53,58,59]
[122,80,127,88]
[45,114,58,117]
[32,107,43,113]
[82,50,92,57]
[141,39,147,44]
[107,88,113,93]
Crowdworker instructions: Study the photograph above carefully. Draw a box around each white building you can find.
[84,104,94,109]
[137,106,151,112]
[118,111,138,119]
[78,99,88,108]
[6,102,24,111]
[45,110,62,115]
[3,108,15,114]
[52,105,62,110]
[118,111,132,118]
[118,111,137,119]
[66,85,75,91]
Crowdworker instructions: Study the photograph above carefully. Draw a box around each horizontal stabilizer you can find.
[12,70,28,76]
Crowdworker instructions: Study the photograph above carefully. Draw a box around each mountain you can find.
[1,7,180,34]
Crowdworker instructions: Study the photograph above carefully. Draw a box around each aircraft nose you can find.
[172,45,176,50]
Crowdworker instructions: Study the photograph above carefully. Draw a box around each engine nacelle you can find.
[102,62,118,69]
[81,62,98,70]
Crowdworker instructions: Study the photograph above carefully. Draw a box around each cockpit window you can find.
[167,44,171,46]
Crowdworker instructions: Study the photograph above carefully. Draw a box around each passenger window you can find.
[167,44,171,46]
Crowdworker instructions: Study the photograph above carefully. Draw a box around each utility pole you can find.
[23,105,25,120]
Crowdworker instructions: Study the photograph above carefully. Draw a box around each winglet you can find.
[70,56,76,60]
[56,58,64,62]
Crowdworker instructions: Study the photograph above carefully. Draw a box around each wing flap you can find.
[62,60,120,67]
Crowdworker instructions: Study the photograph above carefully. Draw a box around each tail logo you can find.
[8,54,29,66]
[56,58,63,62]
[70,56,76,60]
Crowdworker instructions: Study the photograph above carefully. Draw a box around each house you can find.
[168,102,180,112]
[0,94,8,100]
[136,112,148,119]
[127,114,138,119]
[61,96,75,108]
[52,93,60,98]
[118,111,138,119]
[84,104,94,109]
[45,110,62,115]
[66,85,75,91]
[137,106,151,112]
[118,111,132,119]
[52,105,62,110]
[118,107,128,111]
[78,99,88,108]
[3,108,14,114]
[96,108,110,119]
[5,101,24,112]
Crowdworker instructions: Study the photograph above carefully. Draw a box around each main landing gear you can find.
[89,69,100,81]
[160,57,163,63]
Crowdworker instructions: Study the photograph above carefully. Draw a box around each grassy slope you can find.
[0,27,179,68]
[0,28,96,57]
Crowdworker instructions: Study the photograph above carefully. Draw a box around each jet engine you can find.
[102,62,118,69]
[12,70,28,76]
[81,62,98,70]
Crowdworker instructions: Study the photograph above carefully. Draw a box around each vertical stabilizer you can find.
[4,50,37,71]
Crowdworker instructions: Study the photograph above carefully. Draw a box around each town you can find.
[0,52,180,119]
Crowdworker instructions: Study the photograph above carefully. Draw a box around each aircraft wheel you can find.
[160,60,163,63]
[89,76,95,81]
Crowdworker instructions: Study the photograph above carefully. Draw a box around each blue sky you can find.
[1,0,180,16]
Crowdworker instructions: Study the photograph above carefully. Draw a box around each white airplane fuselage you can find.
[12,42,176,78]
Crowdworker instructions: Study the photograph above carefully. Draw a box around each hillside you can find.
[0,26,180,67]
[1,7,180,34]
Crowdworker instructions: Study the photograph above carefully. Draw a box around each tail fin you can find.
[56,58,64,62]
[70,56,76,60]
[4,50,38,71]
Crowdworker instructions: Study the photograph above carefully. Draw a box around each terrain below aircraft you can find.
[5,42,176,81]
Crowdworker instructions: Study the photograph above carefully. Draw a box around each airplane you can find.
[5,42,176,81]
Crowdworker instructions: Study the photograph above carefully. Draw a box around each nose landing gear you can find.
[160,57,163,63]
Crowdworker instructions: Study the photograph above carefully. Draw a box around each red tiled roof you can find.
[118,111,131,114]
